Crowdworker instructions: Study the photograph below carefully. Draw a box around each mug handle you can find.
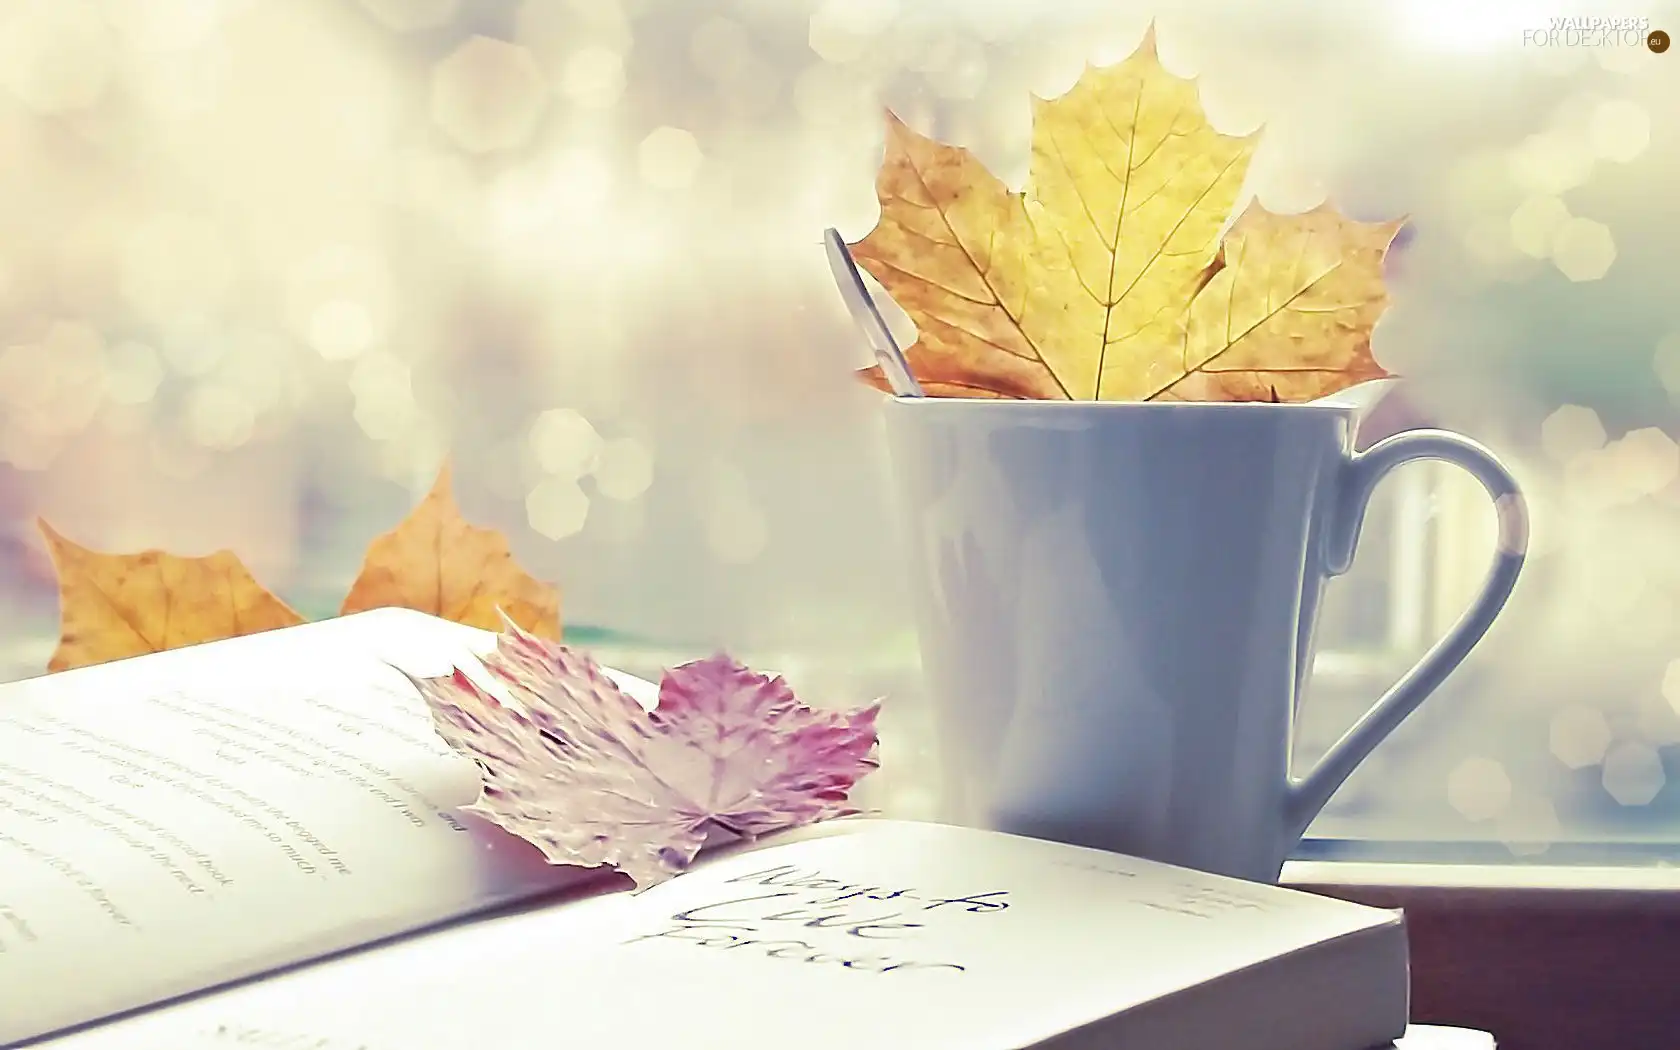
[1282,429,1529,841]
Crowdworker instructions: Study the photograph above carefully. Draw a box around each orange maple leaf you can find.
[38,521,306,673]
[39,462,561,673]
[339,463,561,639]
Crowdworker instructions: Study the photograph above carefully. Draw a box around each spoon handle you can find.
[822,228,925,398]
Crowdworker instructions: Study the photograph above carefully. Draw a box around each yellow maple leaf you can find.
[339,462,562,639]
[1158,202,1399,401]
[853,27,1400,402]
[38,520,305,673]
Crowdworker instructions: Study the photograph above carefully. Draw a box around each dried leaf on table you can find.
[851,26,1402,402]
[37,519,304,672]
[410,618,881,888]
[340,462,562,639]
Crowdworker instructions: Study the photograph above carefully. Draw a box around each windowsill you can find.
[1285,858,1680,891]
[1288,863,1680,1050]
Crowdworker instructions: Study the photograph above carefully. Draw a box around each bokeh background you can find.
[1,0,1678,860]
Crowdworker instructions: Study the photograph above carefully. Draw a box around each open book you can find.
[5,611,1433,1049]
[0,610,634,1045]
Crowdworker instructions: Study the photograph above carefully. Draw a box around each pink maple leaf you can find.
[409,619,882,888]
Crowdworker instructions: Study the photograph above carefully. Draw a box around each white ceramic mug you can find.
[885,396,1528,883]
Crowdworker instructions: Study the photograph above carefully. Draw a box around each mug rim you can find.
[887,396,1355,414]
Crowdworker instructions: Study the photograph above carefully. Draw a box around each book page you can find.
[0,610,642,1046]
[29,820,1404,1050]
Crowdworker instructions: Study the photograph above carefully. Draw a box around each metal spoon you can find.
[822,227,924,398]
